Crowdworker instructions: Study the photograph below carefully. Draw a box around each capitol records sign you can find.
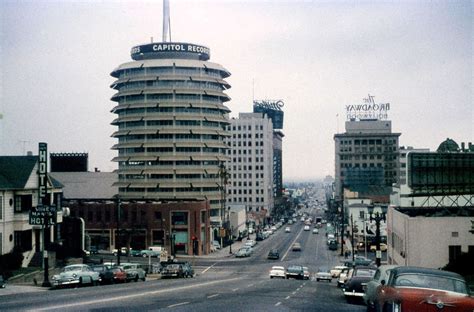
[346,94,390,120]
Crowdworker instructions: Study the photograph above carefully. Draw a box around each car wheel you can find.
[134,275,139,282]
[270,276,273,279]
[141,276,146,281]
[79,277,83,287]
[316,278,319,281]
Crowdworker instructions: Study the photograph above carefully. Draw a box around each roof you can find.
[0,156,37,189]
[392,266,464,280]
[50,172,118,200]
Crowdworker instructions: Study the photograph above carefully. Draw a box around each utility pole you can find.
[116,197,121,266]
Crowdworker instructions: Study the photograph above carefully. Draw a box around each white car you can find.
[304,225,310,231]
[312,228,319,234]
[269,266,286,279]
[52,264,101,288]
[245,239,257,247]
[330,265,348,278]
[285,227,291,233]
[316,270,332,282]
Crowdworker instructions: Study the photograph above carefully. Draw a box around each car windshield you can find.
[394,273,469,294]
[167,264,181,270]
[288,266,302,273]
[272,266,284,270]
[64,266,82,272]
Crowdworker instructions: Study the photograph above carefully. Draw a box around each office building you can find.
[109,42,231,225]
[225,113,274,221]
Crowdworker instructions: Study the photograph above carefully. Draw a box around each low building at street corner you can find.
[0,155,63,266]
[52,170,212,256]
[387,138,474,269]
[67,200,211,256]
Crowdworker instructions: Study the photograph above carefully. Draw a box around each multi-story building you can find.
[225,113,274,220]
[398,146,429,185]
[273,130,284,198]
[334,119,401,199]
[109,42,231,226]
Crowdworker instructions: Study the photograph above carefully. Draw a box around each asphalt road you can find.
[0,208,366,311]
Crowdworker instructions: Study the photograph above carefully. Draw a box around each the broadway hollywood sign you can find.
[346,94,390,120]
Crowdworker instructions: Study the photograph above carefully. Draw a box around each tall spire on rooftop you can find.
[162,0,171,42]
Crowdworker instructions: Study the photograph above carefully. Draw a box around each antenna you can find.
[162,0,171,42]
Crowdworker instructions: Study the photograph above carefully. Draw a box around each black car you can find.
[343,266,377,303]
[91,264,115,284]
[160,261,194,278]
[267,249,280,260]
[286,265,304,280]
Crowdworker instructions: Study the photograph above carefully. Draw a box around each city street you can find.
[0,209,365,311]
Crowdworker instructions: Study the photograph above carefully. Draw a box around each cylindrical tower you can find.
[110,42,231,220]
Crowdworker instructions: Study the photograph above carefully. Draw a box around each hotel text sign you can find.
[346,94,390,120]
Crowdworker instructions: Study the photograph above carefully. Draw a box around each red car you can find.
[374,266,474,312]
[110,267,127,283]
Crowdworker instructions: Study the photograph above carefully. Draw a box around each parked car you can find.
[316,268,332,282]
[267,249,280,260]
[269,266,286,279]
[363,265,398,311]
[374,266,474,312]
[119,263,146,282]
[112,247,128,256]
[129,249,142,257]
[342,266,377,303]
[292,242,302,251]
[286,265,305,280]
[109,267,127,283]
[328,240,338,250]
[245,240,257,247]
[330,265,348,278]
[212,240,221,250]
[303,267,310,280]
[51,264,101,288]
[236,248,251,258]
[91,264,115,284]
[140,249,160,258]
[285,227,291,233]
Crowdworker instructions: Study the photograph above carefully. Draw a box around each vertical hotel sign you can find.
[29,142,55,225]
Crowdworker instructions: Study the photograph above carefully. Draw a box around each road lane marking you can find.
[207,294,219,299]
[275,302,281,306]
[232,288,239,292]
[281,225,305,261]
[201,262,218,274]
[168,302,189,308]
[292,291,296,295]
[285,296,290,300]
[32,277,243,311]
[247,283,254,287]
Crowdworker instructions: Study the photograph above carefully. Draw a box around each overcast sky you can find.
[1,0,472,180]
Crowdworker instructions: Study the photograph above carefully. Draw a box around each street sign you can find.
[29,205,56,225]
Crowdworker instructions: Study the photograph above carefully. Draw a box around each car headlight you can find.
[72,273,77,278]
[52,276,57,280]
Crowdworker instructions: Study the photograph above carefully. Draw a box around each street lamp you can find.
[367,205,387,267]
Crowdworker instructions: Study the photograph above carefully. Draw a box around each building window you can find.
[155,211,162,220]
[172,211,188,225]
[449,245,462,263]
[359,211,365,220]
[451,232,459,237]
[105,210,111,223]
[14,194,33,213]
[0,196,2,220]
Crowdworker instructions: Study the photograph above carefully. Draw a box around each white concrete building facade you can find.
[225,113,274,218]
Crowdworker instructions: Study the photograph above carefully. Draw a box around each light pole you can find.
[229,226,233,254]
[367,205,387,267]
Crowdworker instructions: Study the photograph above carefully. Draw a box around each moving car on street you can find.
[303,267,310,280]
[292,242,302,251]
[285,227,291,233]
[236,248,251,258]
[286,265,305,280]
[330,265,348,278]
[316,268,332,282]
[374,266,474,312]
[269,266,286,279]
[267,249,280,260]
[312,228,319,234]
[342,266,377,303]
[304,225,310,231]
[52,264,101,288]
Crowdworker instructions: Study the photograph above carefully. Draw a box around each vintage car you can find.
[236,247,251,258]
[269,266,286,279]
[374,266,474,312]
[286,265,304,280]
[118,263,146,282]
[316,268,332,282]
[363,265,398,311]
[51,264,101,288]
[267,249,280,260]
[337,267,351,288]
[303,267,311,280]
[342,265,377,303]
[160,261,194,278]
[330,265,348,278]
